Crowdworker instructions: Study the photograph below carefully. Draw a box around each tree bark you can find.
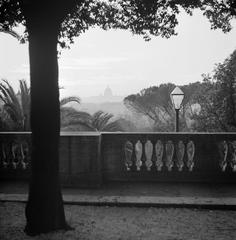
[23,11,70,236]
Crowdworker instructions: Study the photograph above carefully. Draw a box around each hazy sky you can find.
[1,10,236,99]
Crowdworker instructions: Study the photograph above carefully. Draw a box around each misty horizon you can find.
[1,10,236,99]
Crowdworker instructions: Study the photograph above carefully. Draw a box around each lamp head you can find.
[170,86,184,110]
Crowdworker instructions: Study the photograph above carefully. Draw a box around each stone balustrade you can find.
[0,132,236,186]
[101,133,236,183]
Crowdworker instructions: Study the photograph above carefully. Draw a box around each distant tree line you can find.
[1,49,236,133]
[124,49,236,132]
[124,82,201,132]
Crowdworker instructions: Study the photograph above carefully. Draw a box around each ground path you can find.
[1,182,236,209]
[1,202,236,240]
[1,182,236,239]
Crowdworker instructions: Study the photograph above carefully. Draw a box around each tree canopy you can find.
[1,0,235,48]
[192,49,236,132]
[124,82,203,131]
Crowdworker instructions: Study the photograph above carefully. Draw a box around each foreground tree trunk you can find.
[22,3,71,235]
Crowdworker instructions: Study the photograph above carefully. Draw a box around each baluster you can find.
[2,144,9,168]
[12,143,20,169]
[0,143,3,168]
[141,139,147,170]
[176,140,185,171]
[21,142,29,169]
[155,140,164,171]
[20,143,25,169]
[145,140,153,171]
[130,139,137,171]
[165,140,174,171]
[135,140,143,171]
[186,140,195,171]
[150,140,156,171]
[218,140,228,172]
[230,141,236,171]
[124,140,133,171]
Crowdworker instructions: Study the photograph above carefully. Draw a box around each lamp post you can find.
[170,86,184,132]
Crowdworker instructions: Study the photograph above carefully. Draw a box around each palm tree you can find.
[61,110,122,132]
[0,79,30,131]
[60,97,93,131]
[90,111,122,131]
[60,96,80,107]
[0,79,81,131]
[0,79,121,132]
[60,107,92,131]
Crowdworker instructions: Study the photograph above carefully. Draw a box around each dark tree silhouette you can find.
[0,0,235,236]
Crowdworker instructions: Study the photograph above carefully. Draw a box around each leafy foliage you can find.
[192,50,236,132]
[0,0,235,48]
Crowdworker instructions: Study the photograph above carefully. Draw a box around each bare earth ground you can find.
[0,202,236,240]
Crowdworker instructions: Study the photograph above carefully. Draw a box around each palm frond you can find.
[19,80,30,130]
[92,111,109,130]
[0,108,14,131]
[60,96,81,107]
[0,80,23,121]
[0,79,30,130]
[60,107,94,130]
[91,111,119,131]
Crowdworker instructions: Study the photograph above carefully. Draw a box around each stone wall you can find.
[0,132,236,187]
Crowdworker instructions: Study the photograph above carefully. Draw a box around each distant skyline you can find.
[82,85,124,103]
[1,10,236,99]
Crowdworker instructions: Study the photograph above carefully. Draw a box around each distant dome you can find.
[104,86,113,98]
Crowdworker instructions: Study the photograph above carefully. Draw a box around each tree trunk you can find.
[24,16,70,236]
